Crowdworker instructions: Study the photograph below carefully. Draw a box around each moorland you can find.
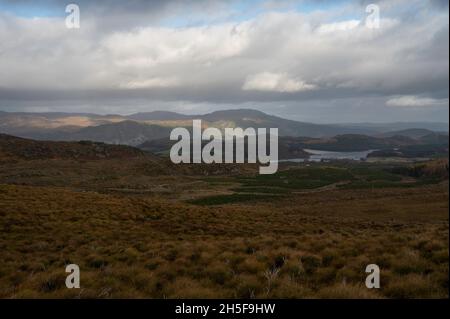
[0,133,448,298]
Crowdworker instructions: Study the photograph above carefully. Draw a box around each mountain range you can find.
[0,109,448,147]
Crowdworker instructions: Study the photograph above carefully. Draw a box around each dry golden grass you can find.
[0,171,448,299]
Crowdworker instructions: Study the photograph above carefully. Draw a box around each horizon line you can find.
[0,109,449,126]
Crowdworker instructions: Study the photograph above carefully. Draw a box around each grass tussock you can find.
[0,159,448,298]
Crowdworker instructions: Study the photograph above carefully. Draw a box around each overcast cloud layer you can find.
[0,0,448,122]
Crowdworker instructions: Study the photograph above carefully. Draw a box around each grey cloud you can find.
[0,0,448,122]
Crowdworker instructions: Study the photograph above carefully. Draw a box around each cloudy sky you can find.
[0,0,448,123]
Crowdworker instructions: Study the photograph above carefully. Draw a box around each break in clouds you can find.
[0,0,448,122]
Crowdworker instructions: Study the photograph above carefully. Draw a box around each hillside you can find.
[0,149,448,298]
[198,109,375,137]
[418,132,449,145]
[2,110,448,146]
[297,134,420,152]
[127,111,192,121]
[0,134,145,161]
[60,121,173,146]
[138,133,436,158]
[380,128,436,139]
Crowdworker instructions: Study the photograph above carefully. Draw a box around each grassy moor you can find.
[0,134,448,298]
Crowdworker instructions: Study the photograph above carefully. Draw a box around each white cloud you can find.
[102,23,249,67]
[386,95,449,107]
[1,7,445,96]
[119,77,179,89]
[316,20,361,34]
[0,0,448,121]
[242,72,316,92]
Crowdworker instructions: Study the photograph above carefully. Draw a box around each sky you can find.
[0,0,448,123]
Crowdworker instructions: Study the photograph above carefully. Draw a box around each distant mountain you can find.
[200,109,267,122]
[339,122,449,133]
[380,128,436,139]
[197,109,377,137]
[277,134,419,152]
[138,135,310,160]
[127,111,191,121]
[0,111,127,140]
[138,133,438,159]
[368,143,449,159]
[0,109,448,146]
[61,121,173,146]
[0,110,125,122]
[0,133,144,161]
[418,132,449,145]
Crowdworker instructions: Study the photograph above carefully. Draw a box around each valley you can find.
[0,133,448,298]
